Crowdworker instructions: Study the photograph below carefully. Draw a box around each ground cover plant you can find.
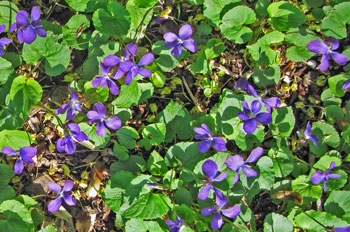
[0,0,350,231]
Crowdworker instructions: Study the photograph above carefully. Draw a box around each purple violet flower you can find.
[226,147,264,183]
[165,216,184,232]
[342,80,350,91]
[304,121,319,147]
[10,6,47,44]
[307,37,348,71]
[1,146,37,174]
[55,86,82,121]
[163,24,198,57]
[114,43,154,85]
[198,159,227,202]
[92,55,121,95]
[56,123,88,155]
[87,102,122,136]
[310,161,341,192]
[335,226,350,232]
[238,100,272,134]
[0,25,12,56]
[47,180,76,213]
[201,197,241,230]
[235,77,281,112]
[234,77,259,97]
[194,124,226,153]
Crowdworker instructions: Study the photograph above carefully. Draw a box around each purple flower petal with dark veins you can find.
[238,100,272,134]
[310,161,341,192]
[304,121,319,147]
[11,6,46,44]
[165,216,183,232]
[226,147,264,183]
[343,80,350,90]
[307,37,348,71]
[194,124,226,153]
[163,24,198,57]
[47,180,76,213]
[335,226,350,232]
[1,146,37,174]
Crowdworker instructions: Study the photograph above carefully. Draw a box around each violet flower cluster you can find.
[164,24,198,57]
[307,37,348,71]
[10,6,46,44]
[47,180,76,213]
[92,43,154,94]
[193,124,226,153]
[197,147,264,229]
[1,146,37,174]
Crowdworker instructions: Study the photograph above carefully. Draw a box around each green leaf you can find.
[320,88,342,106]
[0,186,15,204]
[220,6,256,44]
[112,80,154,108]
[325,190,350,221]
[203,0,241,27]
[9,75,42,117]
[285,28,318,62]
[92,1,130,36]
[102,171,133,212]
[152,41,185,72]
[255,156,275,189]
[252,64,281,87]
[0,164,14,187]
[79,122,109,149]
[190,53,209,75]
[84,81,109,104]
[294,210,348,232]
[0,200,34,232]
[267,1,306,31]
[65,0,108,12]
[110,155,146,174]
[63,14,91,50]
[133,0,158,7]
[235,126,264,151]
[123,193,171,219]
[165,142,204,171]
[125,218,164,232]
[311,121,340,156]
[112,143,129,161]
[146,150,168,176]
[140,123,166,150]
[292,175,322,201]
[328,74,350,97]
[215,89,242,140]
[325,105,344,122]
[0,130,31,150]
[0,57,13,85]
[255,0,270,18]
[22,32,70,76]
[157,101,193,142]
[126,0,154,40]
[38,224,58,232]
[268,147,294,178]
[204,38,226,59]
[321,2,350,39]
[247,31,284,66]
[174,188,193,206]
[263,213,293,232]
[116,126,139,149]
[270,106,295,137]
[0,1,18,30]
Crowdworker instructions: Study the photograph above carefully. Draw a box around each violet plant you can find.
[0,1,350,231]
